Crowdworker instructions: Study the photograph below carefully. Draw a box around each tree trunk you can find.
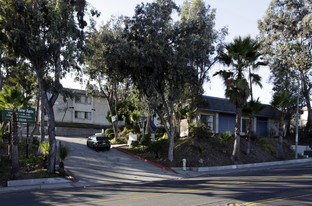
[38,75,58,174]
[246,117,252,155]
[29,94,40,150]
[232,107,242,162]
[11,111,20,178]
[40,95,45,143]
[145,111,151,135]
[300,75,312,134]
[155,102,175,162]
[113,81,119,141]
[276,111,284,159]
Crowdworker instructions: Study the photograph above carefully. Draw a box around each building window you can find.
[85,112,92,120]
[75,95,91,104]
[75,111,92,120]
[85,96,92,104]
[200,114,214,130]
[75,96,81,103]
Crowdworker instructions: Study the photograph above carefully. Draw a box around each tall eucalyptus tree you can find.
[258,0,312,132]
[0,0,90,173]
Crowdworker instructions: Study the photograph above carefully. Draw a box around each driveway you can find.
[56,136,180,187]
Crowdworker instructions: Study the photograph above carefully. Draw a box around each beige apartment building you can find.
[52,89,112,136]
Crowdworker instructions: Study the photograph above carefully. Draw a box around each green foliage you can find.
[218,131,232,144]
[189,123,197,134]
[149,141,163,158]
[191,122,213,139]
[0,84,31,111]
[19,156,44,168]
[130,110,140,124]
[155,127,166,139]
[40,141,50,157]
[34,168,50,178]
[110,136,127,144]
[140,134,151,146]
[58,143,69,162]
[104,128,115,140]
[255,138,276,155]
[160,133,169,141]
[130,141,139,148]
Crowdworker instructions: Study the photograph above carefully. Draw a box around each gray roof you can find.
[199,96,280,119]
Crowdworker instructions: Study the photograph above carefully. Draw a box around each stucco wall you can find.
[53,94,111,126]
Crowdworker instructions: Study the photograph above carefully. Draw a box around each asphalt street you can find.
[0,162,311,205]
[0,136,311,205]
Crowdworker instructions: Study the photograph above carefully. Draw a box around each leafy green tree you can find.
[0,85,31,178]
[123,0,197,162]
[179,0,227,96]
[85,16,129,141]
[0,0,90,173]
[258,0,312,132]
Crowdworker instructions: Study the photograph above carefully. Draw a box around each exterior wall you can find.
[195,111,277,138]
[53,94,111,126]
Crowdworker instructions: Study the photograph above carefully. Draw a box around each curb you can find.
[172,158,312,174]
[7,177,72,187]
[115,147,178,174]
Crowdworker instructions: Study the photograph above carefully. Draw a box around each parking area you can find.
[56,136,180,187]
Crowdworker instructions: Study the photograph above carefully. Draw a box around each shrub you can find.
[19,155,44,167]
[149,141,163,158]
[219,131,232,144]
[155,127,166,139]
[191,122,212,139]
[140,134,151,146]
[130,140,139,148]
[104,128,115,139]
[40,141,49,157]
[58,143,69,162]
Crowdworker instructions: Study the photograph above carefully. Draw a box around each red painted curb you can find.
[115,147,178,174]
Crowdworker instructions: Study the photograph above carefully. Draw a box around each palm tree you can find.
[0,85,30,178]
[214,36,263,162]
[271,90,295,159]
[243,98,265,154]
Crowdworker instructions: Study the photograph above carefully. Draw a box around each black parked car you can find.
[87,134,111,151]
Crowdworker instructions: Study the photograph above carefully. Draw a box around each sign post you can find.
[2,107,35,123]
[2,107,35,158]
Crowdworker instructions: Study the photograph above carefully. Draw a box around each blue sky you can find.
[64,0,273,104]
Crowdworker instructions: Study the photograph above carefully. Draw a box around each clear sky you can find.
[63,0,273,104]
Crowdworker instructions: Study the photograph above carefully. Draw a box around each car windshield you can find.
[96,136,108,141]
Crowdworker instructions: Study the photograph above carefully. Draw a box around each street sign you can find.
[2,107,35,123]
[111,115,118,122]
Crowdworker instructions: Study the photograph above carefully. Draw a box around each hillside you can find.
[123,136,300,168]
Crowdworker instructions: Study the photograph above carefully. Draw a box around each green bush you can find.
[130,140,139,148]
[191,123,212,139]
[58,143,69,162]
[219,131,232,144]
[19,155,44,167]
[189,123,197,134]
[149,141,163,158]
[155,127,166,139]
[104,128,115,140]
[140,134,151,146]
[40,141,50,157]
